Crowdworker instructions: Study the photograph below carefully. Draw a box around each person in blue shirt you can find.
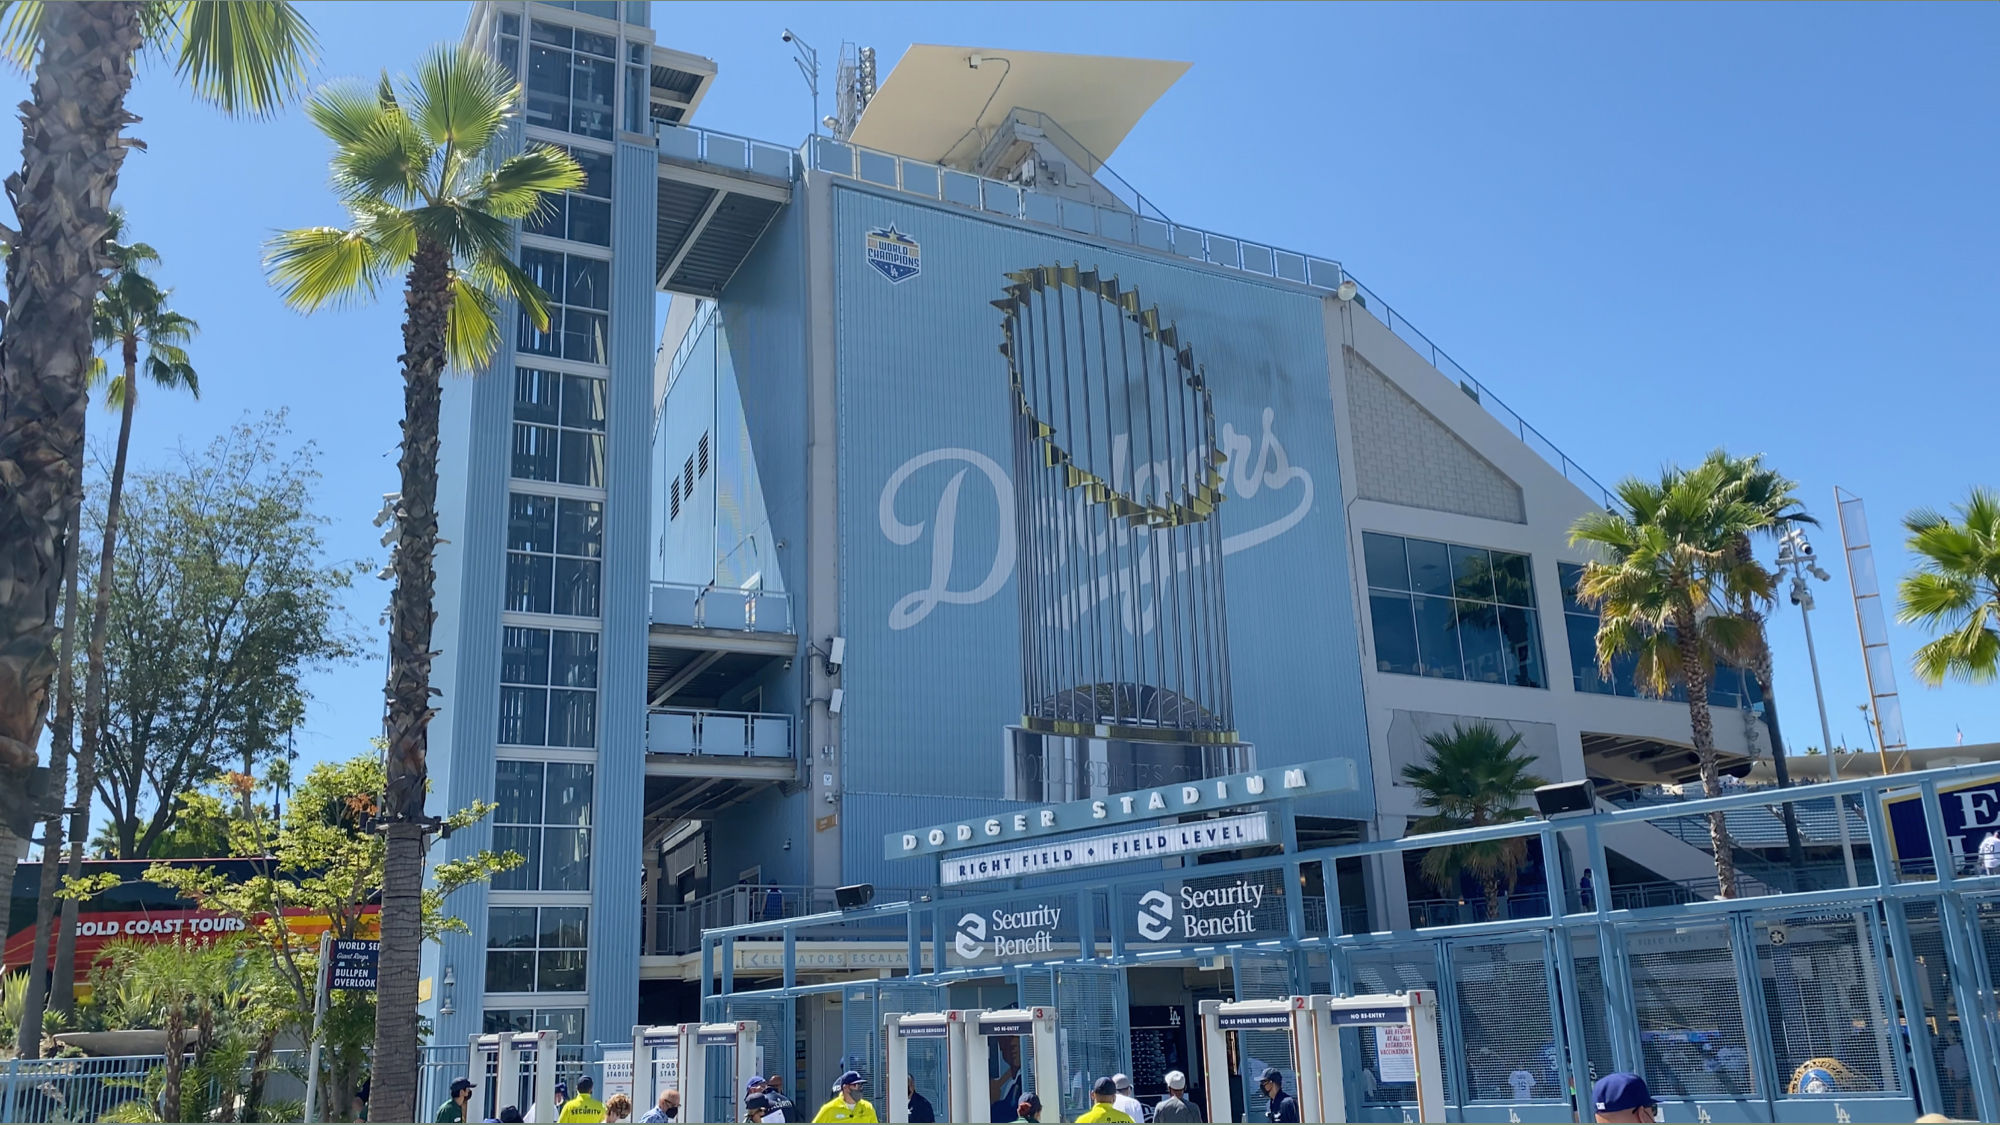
[905,1076,935,1123]
[1257,1068,1299,1123]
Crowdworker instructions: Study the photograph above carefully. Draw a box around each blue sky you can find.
[13,0,1993,780]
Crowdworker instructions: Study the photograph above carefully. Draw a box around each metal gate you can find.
[1019,963,1130,1121]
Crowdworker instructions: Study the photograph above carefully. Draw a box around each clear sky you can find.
[12,0,1993,783]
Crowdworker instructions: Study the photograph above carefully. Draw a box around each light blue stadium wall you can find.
[585,136,658,1043]
[829,183,1374,876]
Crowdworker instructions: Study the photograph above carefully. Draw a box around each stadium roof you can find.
[847,44,1189,169]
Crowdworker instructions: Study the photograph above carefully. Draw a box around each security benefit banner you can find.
[1119,867,1290,946]
[944,895,1086,969]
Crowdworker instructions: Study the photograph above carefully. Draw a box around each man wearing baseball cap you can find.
[811,1071,877,1123]
[1076,1077,1135,1123]
[1592,1073,1658,1123]
[1257,1068,1299,1123]
[1151,1070,1199,1122]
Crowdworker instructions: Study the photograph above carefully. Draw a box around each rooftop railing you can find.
[645,707,793,760]
[649,580,793,633]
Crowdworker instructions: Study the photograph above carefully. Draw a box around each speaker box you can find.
[1533,780,1597,818]
[834,883,875,910]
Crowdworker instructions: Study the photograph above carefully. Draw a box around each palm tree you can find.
[267,47,580,1121]
[0,0,313,934]
[1898,487,2000,686]
[97,935,236,1124]
[1402,722,1548,919]
[1570,461,1769,898]
[1703,451,1815,879]
[50,236,200,1021]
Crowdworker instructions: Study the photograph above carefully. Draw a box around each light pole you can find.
[1778,526,1857,887]
[782,30,820,137]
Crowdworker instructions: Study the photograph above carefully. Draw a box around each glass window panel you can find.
[628,41,648,65]
[518,306,561,357]
[1407,538,1454,597]
[492,826,539,891]
[574,30,615,57]
[577,0,620,18]
[567,195,611,245]
[557,430,604,487]
[538,950,587,992]
[523,194,565,240]
[529,20,571,47]
[541,906,589,947]
[574,149,613,198]
[556,500,604,556]
[513,368,561,424]
[1565,613,1608,694]
[547,689,597,747]
[560,375,607,431]
[1362,533,1409,591]
[545,763,595,826]
[519,248,566,302]
[1454,600,1505,684]
[504,554,553,615]
[1449,544,1495,603]
[501,628,551,686]
[541,827,592,890]
[562,309,607,363]
[1497,607,1545,689]
[500,12,520,34]
[493,760,545,822]
[570,55,616,138]
[625,64,646,133]
[1494,552,1535,607]
[489,906,538,948]
[1413,594,1464,679]
[1559,563,1588,614]
[550,631,599,688]
[484,1009,534,1035]
[497,686,548,745]
[535,1009,585,1041]
[485,951,536,993]
[1368,592,1420,676]
[512,423,558,482]
[509,494,557,552]
[497,34,520,80]
[552,558,601,616]
[566,257,609,311]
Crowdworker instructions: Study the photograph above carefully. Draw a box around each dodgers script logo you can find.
[954,912,987,960]
[878,409,1312,630]
[865,226,921,283]
[1135,890,1174,942]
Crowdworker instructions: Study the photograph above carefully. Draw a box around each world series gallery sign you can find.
[886,759,1357,861]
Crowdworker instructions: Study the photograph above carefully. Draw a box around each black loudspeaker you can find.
[834,883,875,910]
[1533,780,1597,819]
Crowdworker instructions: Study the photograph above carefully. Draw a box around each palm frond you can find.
[304,78,394,148]
[164,0,317,117]
[407,44,518,169]
[472,145,585,221]
[328,110,432,207]
[0,0,42,71]
[464,245,552,333]
[443,273,503,372]
[263,225,392,312]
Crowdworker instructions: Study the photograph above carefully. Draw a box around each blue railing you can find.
[655,121,796,181]
[649,580,792,633]
[646,707,793,759]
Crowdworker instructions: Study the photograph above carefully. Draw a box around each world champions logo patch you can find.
[864,225,920,283]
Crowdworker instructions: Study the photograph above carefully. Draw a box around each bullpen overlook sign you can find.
[885,759,1358,860]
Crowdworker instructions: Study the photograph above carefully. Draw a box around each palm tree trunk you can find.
[16,501,82,1057]
[369,236,454,1125]
[0,0,146,934]
[1677,625,1739,898]
[54,358,138,1014]
[1750,645,1810,882]
[163,1007,186,1125]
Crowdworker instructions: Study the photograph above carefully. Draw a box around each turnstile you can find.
[1200,993,1444,1123]
[469,1029,560,1123]
[883,1008,1060,1124]
[630,1021,760,1123]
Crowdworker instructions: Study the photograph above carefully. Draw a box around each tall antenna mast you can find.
[1835,486,1909,773]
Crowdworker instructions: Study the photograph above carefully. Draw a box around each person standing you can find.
[746,1094,773,1123]
[438,1078,475,1123]
[811,1071,878,1123]
[1011,1094,1042,1123]
[1151,1071,1200,1122]
[557,1077,607,1123]
[605,1094,632,1123]
[1257,1069,1299,1123]
[1110,1075,1144,1122]
[1590,1073,1658,1124]
[746,1077,787,1123]
[637,1090,680,1123]
[1077,1078,1135,1124]
[906,1076,936,1123]
[764,1077,795,1121]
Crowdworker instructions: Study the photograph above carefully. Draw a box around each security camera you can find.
[1797,541,1814,557]
[782,31,793,42]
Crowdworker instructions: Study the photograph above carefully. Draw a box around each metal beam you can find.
[655,161,790,203]
[652,649,726,705]
[660,189,727,285]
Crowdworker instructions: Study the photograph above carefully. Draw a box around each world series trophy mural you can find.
[995,264,1254,803]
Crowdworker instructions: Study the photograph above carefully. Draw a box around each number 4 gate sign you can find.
[328,939,380,991]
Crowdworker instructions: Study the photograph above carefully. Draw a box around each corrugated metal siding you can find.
[831,185,1373,821]
[839,792,1024,889]
[585,137,659,1042]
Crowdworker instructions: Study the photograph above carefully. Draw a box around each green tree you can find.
[145,751,520,1122]
[0,2,315,921]
[1898,486,2000,685]
[1702,450,1815,875]
[1402,722,1548,919]
[266,46,580,1120]
[1570,461,1770,898]
[94,935,236,1123]
[82,415,360,864]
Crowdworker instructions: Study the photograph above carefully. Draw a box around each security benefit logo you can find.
[1133,878,1278,943]
[864,225,921,283]
[953,905,1062,962]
